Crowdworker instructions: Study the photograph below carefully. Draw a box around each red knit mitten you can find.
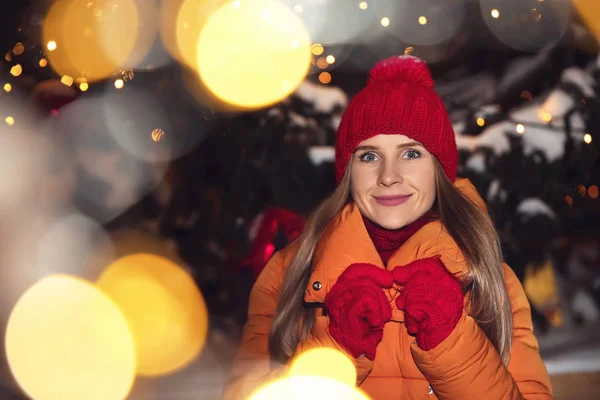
[325,263,394,360]
[391,257,463,351]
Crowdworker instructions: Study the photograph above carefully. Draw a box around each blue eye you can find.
[403,149,421,160]
[359,152,379,162]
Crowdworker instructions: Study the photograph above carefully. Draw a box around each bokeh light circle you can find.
[97,253,209,377]
[42,0,140,82]
[574,0,600,40]
[5,275,136,400]
[249,376,371,400]
[289,348,357,388]
[480,0,571,52]
[196,0,312,109]
[372,0,466,46]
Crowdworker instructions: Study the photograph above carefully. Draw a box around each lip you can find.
[373,194,412,207]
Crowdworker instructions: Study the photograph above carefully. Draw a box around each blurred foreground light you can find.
[5,275,136,400]
[196,0,311,109]
[39,58,48,67]
[418,16,427,25]
[476,117,485,127]
[115,78,124,89]
[588,185,599,199]
[516,124,525,134]
[80,81,89,91]
[249,376,371,400]
[584,133,592,144]
[481,0,570,52]
[13,42,25,56]
[380,17,390,27]
[290,348,356,388]
[359,2,368,10]
[5,116,15,126]
[97,254,208,377]
[574,0,600,40]
[42,0,140,83]
[3,83,11,92]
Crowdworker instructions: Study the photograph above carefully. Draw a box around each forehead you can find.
[357,134,423,148]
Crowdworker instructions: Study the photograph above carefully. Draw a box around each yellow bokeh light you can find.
[516,124,525,134]
[196,0,312,109]
[152,128,165,142]
[42,0,140,83]
[359,2,368,10]
[115,78,124,89]
[3,83,11,92]
[10,64,22,77]
[5,275,136,400]
[249,376,371,400]
[168,0,222,70]
[61,75,74,86]
[326,55,336,64]
[476,117,485,127]
[538,110,552,122]
[319,71,332,84]
[584,133,592,144]
[381,17,390,27]
[418,16,427,25]
[491,9,500,18]
[290,348,357,388]
[5,116,15,126]
[39,57,48,67]
[311,44,324,55]
[80,82,89,91]
[574,0,600,40]
[97,254,209,377]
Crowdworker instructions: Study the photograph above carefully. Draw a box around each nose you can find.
[377,159,402,187]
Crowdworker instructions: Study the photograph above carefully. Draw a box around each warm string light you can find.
[115,79,124,89]
[476,117,485,127]
[319,72,331,84]
[311,44,324,56]
[359,1,368,10]
[10,64,22,77]
[3,83,11,92]
[516,124,525,134]
[584,133,592,144]
[491,9,500,19]
[5,116,15,126]
[381,17,390,27]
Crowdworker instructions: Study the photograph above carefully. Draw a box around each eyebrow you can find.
[354,141,424,152]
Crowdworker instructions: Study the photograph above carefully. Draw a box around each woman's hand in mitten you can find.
[391,257,464,351]
[325,263,394,360]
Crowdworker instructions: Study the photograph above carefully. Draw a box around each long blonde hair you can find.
[268,159,513,365]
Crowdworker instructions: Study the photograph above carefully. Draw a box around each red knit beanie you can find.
[335,56,458,183]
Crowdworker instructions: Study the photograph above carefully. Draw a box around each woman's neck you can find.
[363,213,431,266]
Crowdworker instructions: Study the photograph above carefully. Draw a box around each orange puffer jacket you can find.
[223,179,553,400]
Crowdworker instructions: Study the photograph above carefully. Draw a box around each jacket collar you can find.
[304,178,482,304]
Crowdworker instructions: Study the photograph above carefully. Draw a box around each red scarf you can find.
[363,213,431,265]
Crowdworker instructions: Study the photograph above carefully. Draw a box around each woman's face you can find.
[350,134,436,230]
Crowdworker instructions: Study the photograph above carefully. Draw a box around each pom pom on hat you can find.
[368,56,434,88]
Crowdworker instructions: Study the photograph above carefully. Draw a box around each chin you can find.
[372,214,409,230]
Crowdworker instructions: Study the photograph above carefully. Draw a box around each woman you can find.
[223,56,553,399]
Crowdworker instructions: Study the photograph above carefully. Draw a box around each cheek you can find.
[350,166,373,198]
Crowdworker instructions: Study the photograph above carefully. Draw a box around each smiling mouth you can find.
[373,194,412,207]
